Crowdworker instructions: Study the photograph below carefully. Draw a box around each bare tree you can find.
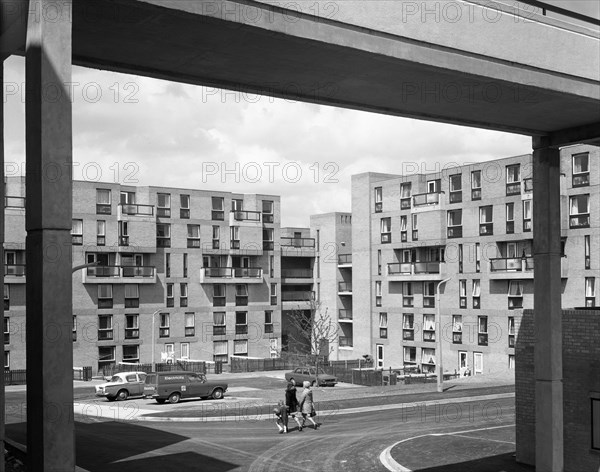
[283,300,340,384]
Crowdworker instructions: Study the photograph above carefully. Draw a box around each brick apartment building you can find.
[343,143,598,375]
[4,177,321,373]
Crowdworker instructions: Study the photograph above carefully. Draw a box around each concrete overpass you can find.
[1,0,599,470]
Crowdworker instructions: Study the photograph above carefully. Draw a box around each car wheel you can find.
[116,389,129,401]
[168,392,181,404]
[211,388,224,400]
[156,398,166,404]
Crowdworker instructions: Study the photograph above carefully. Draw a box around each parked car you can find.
[95,371,147,401]
[143,371,228,404]
[285,367,337,387]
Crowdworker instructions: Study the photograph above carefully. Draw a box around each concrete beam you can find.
[24,1,74,470]
[533,122,600,149]
[1,59,6,472]
[532,144,563,471]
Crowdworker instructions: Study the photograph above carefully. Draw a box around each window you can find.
[423,314,435,342]
[262,200,274,223]
[586,278,596,307]
[508,281,524,309]
[379,312,388,338]
[124,284,139,308]
[184,312,195,336]
[97,220,106,246]
[270,255,275,278]
[380,217,391,243]
[403,282,413,307]
[165,253,171,278]
[475,243,481,272]
[231,226,240,250]
[180,283,188,307]
[270,283,277,305]
[159,313,170,337]
[523,200,532,232]
[213,312,226,335]
[263,228,274,250]
[570,194,590,228]
[506,203,514,234]
[585,235,591,270]
[157,193,171,217]
[427,179,441,193]
[180,342,190,360]
[98,346,116,369]
[374,187,383,212]
[458,244,463,273]
[400,215,408,242]
[120,191,135,206]
[375,281,382,307]
[234,339,248,357]
[4,318,9,345]
[479,206,493,235]
[156,223,171,247]
[183,253,188,278]
[412,214,418,241]
[572,152,589,187]
[400,182,412,209]
[449,174,462,203]
[98,314,113,340]
[98,284,113,309]
[231,199,243,212]
[404,346,417,364]
[125,314,139,339]
[212,197,224,220]
[506,164,521,195]
[118,221,129,246]
[187,224,200,248]
[72,219,83,245]
[452,315,462,344]
[214,340,228,363]
[72,315,77,342]
[212,226,220,250]
[459,280,467,308]
[4,285,9,311]
[166,283,174,307]
[4,351,8,369]
[472,279,481,308]
[447,210,462,238]
[236,284,248,306]
[236,311,248,335]
[402,314,414,340]
[180,194,190,219]
[122,345,139,363]
[508,316,515,348]
[265,310,273,334]
[423,282,435,308]
[421,348,436,373]
[377,250,382,276]
[478,316,488,345]
[471,170,482,200]
[96,189,111,214]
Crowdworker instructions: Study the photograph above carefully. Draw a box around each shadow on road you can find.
[415,452,534,471]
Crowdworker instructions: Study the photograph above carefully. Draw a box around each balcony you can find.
[118,203,155,218]
[82,265,157,284]
[282,291,315,308]
[338,282,352,295]
[281,237,316,256]
[5,264,26,284]
[200,267,263,284]
[229,210,261,226]
[489,256,568,279]
[338,254,352,268]
[281,268,314,282]
[338,309,353,322]
[412,192,442,208]
[387,262,447,281]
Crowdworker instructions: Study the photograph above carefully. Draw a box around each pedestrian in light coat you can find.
[298,381,319,430]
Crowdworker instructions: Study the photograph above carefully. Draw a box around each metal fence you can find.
[4,367,94,385]
[100,361,210,377]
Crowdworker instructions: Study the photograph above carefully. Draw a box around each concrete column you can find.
[25,1,74,471]
[1,60,6,472]
[532,144,563,472]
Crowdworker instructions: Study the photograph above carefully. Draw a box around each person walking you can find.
[285,379,303,431]
[298,381,319,430]
[273,400,288,434]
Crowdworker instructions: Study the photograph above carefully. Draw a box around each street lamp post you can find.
[150,309,162,371]
[436,277,452,393]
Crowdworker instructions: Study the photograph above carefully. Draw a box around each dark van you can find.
[143,371,228,404]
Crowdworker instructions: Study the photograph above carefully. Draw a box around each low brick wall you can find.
[516,309,600,471]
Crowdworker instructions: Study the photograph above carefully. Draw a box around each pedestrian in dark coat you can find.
[285,379,303,430]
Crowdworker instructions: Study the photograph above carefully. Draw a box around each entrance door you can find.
[376,344,384,369]
[474,352,483,375]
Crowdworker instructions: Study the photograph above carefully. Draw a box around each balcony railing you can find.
[231,210,261,222]
[281,237,315,248]
[5,196,25,208]
[86,266,155,278]
[5,264,26,277]
[203,267,262,278]
[122,266,155,277]
[490,257,533,272]
[339,336,353,347]
[338,254,352,265]
[338,282,352,293]
[570,214,590,229]
[338,309,353,320]
[281,291,314,302]
[281,269,313,278]
[413,192,440,206]
[233,267,263,278]
[388,262,440,275]
[506,182,521,195]
[118,203,155,216]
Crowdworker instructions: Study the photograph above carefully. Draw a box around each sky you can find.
[3,56,532,227]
